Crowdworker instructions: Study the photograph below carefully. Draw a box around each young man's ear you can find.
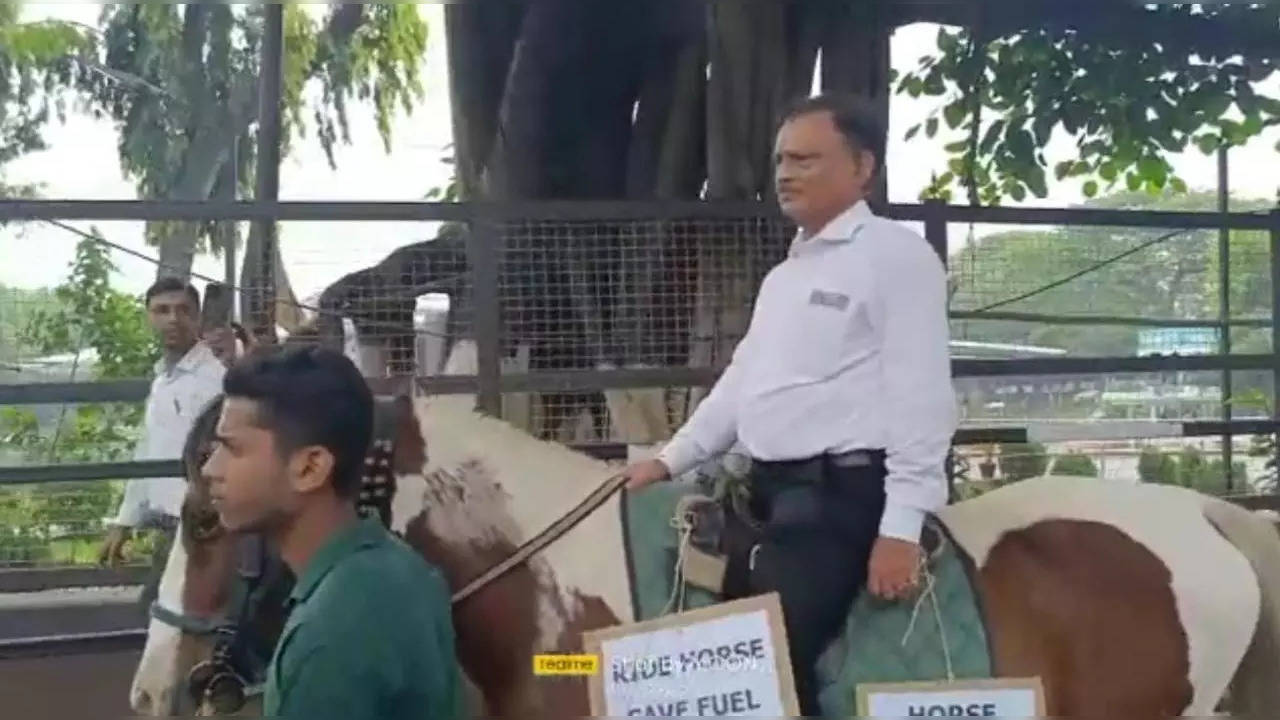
[289,447,337,495]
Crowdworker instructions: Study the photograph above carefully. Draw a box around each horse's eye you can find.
[189,509,224,542]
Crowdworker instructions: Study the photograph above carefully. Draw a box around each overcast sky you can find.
[2,3,1278,302]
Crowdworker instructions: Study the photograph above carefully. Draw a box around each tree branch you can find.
[888,0,1280,63]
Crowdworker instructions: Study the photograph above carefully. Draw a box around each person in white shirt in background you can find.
[623,93,958,716]
[98,277,236,610]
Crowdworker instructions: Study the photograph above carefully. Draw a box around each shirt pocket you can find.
[791,287,860,380]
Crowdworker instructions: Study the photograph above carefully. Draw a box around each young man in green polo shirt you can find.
[203,345,462,718]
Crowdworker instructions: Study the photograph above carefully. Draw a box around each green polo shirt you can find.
[263,517,463,719]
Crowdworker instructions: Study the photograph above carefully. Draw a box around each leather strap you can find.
[451,471,628,605]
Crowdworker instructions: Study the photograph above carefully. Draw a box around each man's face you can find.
[147,289,199,352]
[204,398,295,533]
[203,398,338,533]
[773,110,874,231]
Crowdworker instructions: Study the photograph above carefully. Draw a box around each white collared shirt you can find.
[113,342,226,527]
[657,201,958,543]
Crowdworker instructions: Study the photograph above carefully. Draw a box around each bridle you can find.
[147,397,404,715]
[148,393,629,714]
[152,533,284,714]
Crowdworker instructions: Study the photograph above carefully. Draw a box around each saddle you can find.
[677,473,944,599]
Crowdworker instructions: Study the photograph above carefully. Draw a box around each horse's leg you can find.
[977,520,1193,718]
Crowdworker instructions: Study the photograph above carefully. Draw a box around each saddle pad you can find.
[816,523,993,717]
[622,482,719,620]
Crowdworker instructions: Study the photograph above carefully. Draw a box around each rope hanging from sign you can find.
[901,529,956,682]
[663,494,713,615]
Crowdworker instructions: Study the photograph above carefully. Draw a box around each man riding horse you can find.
[624,92,957,716]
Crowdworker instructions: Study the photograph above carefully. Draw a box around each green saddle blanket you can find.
[815,524,993,717]
[623,483,993,718]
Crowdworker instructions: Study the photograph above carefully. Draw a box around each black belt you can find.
[751,448,884,471]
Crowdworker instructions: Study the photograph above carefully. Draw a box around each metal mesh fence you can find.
[287,215,795,442]
[948,221,1273,353]
[489,216,792,442]
[2,204,1279,566]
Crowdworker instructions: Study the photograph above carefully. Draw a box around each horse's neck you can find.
[416,393,615,511]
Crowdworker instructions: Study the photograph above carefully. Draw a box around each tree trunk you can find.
[153,67,259,281]
[819,0,892,205]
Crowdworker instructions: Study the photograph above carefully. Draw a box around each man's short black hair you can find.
[782,93,886,172]
[145,277,200,310]
[222,346,373,499]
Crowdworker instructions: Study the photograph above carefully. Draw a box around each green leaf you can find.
[1009,183,1027,202]
[905,124,921,141]
[1169,177,1188,194]
[943,100,968,129]
[980,121,1005,154]
[924,71,946,96]
[1099,162,1117,182]
[926,117,939,138]
[1083,180,1099,198]
[1032,114,1055,146]
[1054,161,1074,181]
[944,140,968,153]
[1203,92,1233,120]
[1258,96,1280,116]
[1026,168,1049,198]
[1138,155,1165,182]
[1007,127,1035,161]
[1195,134,1220,154]
[1126,172,1143,192]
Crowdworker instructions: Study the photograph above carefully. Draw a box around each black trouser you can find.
[725,452,887,717]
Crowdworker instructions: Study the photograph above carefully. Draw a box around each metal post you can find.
[250,4,283,341]
[1218,146,1233,489]
[468,219,503,416]
[924,199,956,500]
[1270,208,1280,486]
[924,198,948,266]
[222,136,238,316]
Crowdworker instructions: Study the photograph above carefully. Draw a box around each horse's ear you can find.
[391,395,427,473]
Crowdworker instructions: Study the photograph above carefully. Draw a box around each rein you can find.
[450,470,629,605]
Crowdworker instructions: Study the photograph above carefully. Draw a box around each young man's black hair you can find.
[783,93,887,175]
[222,346,373,498]
[145,276,201,309]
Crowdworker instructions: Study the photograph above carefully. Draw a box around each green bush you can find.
[998,441,1049,482]
[1053,452,1099,478]
[0,235,156,567]
[1137,445,1246,495]
[1138,446,1176,484]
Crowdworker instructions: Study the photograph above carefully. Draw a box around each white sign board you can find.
[583,593,799,717]
[857,678,1046,718]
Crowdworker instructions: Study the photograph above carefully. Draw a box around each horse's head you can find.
[127,394,294,716]
[128,373,428,716]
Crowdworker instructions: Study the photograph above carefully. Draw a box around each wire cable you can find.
[969,227,1191,314]
[41,219,459,340]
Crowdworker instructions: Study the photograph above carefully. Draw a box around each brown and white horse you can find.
[128,372,1280,716]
